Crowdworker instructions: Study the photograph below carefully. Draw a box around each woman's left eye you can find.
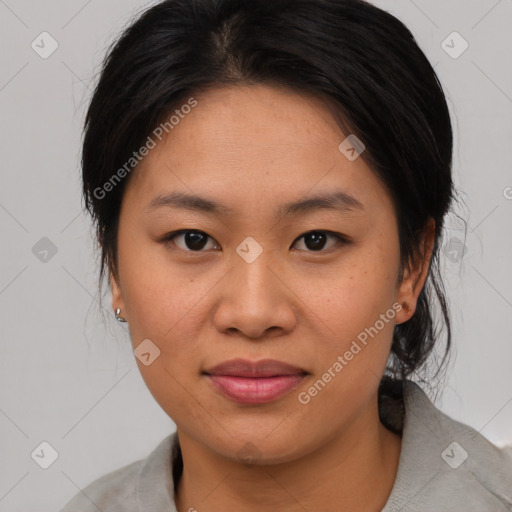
[291,231,349,252]
[161,229,349,253]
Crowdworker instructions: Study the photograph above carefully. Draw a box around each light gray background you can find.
[0,1,511,510]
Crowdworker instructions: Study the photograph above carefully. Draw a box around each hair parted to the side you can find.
[81,0,455,399]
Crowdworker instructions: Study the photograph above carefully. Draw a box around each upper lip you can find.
[204,358,308,378]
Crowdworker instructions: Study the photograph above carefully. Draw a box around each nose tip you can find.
[212,248,297,340]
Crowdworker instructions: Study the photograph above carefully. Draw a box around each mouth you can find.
[203,358,308,405]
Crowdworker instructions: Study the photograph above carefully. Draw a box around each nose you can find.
[212,246,297,340]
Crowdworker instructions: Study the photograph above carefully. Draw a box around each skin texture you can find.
[110,84,435,511]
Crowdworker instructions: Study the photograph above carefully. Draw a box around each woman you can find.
[60,0,512,510]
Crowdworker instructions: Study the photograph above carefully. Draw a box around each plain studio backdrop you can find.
[0,1,511,510]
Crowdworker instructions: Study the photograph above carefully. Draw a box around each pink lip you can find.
[204,358,307,404]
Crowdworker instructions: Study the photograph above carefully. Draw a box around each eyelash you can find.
[160,229,350,254]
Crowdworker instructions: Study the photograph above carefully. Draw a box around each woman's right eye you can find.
[161,230,221,252]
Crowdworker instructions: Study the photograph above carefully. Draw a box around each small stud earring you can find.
[115,307,127,322]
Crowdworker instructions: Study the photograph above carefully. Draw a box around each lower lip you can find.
[207,374,305,404]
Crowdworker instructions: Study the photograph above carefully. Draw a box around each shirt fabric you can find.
[59,380,512,511]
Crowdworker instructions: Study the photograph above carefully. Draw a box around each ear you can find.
[109,260,125,318]
[395,218,436,325]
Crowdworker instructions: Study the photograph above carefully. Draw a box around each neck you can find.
[175,396,402,512]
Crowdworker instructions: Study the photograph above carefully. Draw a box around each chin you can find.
[192,421,317,466]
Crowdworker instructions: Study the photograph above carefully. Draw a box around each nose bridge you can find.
[232,237,280,301]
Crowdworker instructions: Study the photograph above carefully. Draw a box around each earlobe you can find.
[395,300,414,325]
[109,263,125,317]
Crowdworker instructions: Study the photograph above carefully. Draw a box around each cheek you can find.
[304,249,399,393]
[310,289,396,377]
[296,281,397,428]
[118,230,209,340]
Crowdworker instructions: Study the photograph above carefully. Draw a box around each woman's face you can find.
[111,84,428,463]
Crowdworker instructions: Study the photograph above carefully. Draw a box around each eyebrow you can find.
[145,189,364,217]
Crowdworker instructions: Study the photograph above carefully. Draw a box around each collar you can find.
[383,380,512,510]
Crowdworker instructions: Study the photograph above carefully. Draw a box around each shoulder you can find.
[59,459,142,512]
[58,434,177,512]
[383,381,512,511]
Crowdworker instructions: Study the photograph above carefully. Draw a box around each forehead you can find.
[124,84,389,215]
[151,85,343,162]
